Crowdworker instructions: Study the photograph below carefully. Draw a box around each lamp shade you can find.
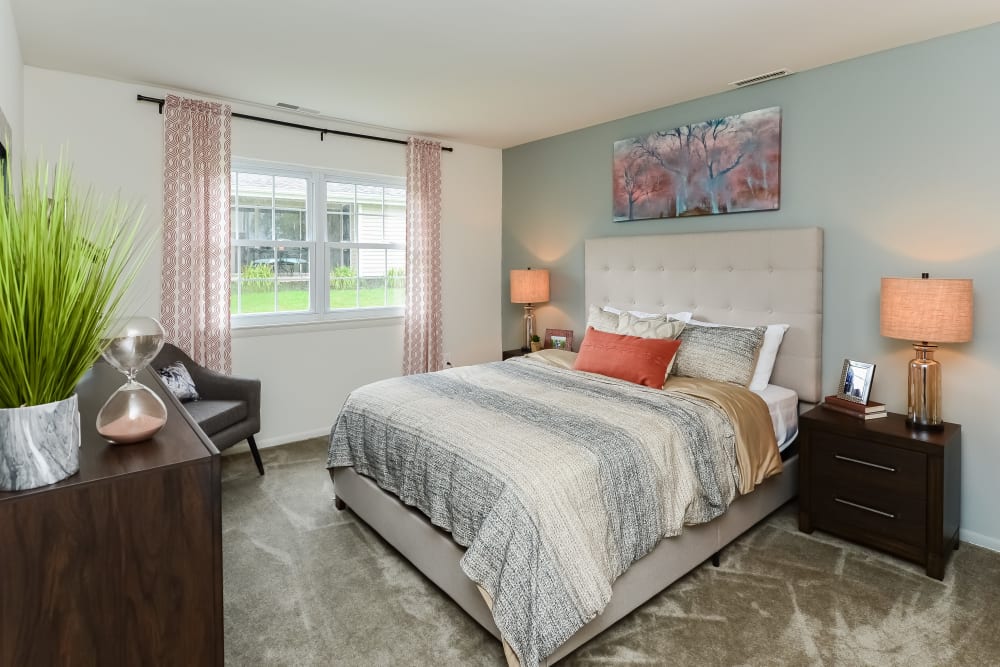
[510,269,550,304]
[880,277,973,343]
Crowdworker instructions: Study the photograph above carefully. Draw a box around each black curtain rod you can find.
[136,95,453,152]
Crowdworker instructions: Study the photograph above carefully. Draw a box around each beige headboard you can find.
[584,227,824,403]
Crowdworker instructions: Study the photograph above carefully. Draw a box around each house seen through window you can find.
[230,162,405,324]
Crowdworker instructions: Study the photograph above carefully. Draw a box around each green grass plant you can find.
[231,287,404,313]
[0,157,148,408]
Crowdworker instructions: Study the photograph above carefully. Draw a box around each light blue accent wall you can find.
[502,23,1000,549]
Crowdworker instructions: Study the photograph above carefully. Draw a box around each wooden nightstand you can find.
[798,406,961,580]
[502,348,529,360]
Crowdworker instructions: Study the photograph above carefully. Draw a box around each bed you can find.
[328,227,823,665]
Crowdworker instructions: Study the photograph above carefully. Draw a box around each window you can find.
[230,162,405,325]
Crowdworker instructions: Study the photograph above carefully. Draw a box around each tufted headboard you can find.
[584,227,823,403]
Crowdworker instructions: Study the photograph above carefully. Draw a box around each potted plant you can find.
[530,334,542,352]
[0,157,148,491]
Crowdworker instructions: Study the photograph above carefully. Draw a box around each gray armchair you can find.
[153,343,264,475]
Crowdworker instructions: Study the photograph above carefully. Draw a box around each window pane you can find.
[384,214,405,244]
[387,249,405,306]
[275,208,307,241]
[236,206,272,240]
[236,246,277,314]
[326,209,353,242]
[357,214,383,242]
[276,247,310,312]
[385,187,405,241]
[359,248,386,307]
[356,185,383,217]
[273,176,307,211]
[230,246,239,313]
[237,172,274,209]
[329,247,358,309]
[326,182,355,241]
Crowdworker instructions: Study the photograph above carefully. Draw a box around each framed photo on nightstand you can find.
[544,328,574,352]
[837,359,875,404]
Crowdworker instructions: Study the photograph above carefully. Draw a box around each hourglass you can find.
[96,317,168,444]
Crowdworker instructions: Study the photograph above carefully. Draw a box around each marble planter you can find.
[0,395,81,491]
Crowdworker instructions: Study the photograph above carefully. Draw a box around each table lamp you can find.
[880,273,973,429]
[510,268,549,351]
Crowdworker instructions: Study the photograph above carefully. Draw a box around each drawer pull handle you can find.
[834,454,896,473]
[835,497,896,519]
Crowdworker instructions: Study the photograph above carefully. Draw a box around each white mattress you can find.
[751,384,799,452]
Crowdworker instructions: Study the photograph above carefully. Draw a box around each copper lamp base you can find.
[907,343,943,430]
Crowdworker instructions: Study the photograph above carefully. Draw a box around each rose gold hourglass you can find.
[96,317,168,444]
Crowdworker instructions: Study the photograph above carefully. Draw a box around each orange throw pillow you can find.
[573,327,681,388]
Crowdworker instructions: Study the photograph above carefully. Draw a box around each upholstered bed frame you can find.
[332,227,824,664]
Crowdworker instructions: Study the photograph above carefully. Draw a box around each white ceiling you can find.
[11,1,1000,148]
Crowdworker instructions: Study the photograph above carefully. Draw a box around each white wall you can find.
[23,66,502,448]
[0,0,22,154]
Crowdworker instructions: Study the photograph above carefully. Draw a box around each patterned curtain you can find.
[160,95,233,373]
[402,138,443,375]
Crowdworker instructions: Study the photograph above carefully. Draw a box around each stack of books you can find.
[822,395,887,419]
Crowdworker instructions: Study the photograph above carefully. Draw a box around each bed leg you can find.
[711,550,721,568]
[334,495,346,511]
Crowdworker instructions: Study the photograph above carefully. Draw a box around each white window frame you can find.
[231,159,405,329]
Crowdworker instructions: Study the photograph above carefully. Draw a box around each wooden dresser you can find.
[0,361,223,665]
[798,406,961,580]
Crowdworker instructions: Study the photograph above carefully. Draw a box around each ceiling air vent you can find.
[275,102,321,115]
[729,68,793,88]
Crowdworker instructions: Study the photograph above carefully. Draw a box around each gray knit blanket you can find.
[328,357,742,665]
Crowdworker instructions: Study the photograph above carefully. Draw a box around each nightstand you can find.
[502,349,529,360]
[798,406,961,580]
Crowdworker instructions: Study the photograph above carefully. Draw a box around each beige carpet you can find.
[222,438,1000,666]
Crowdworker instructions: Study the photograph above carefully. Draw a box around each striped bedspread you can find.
[328,357,774,666]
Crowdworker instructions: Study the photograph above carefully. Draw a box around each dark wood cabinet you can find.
[798,406,960,580]
[502,348,529,360]
[0,361,223,665]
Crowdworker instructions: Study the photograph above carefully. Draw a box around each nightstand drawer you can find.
[812,477,927,550]
[810,431,926,496]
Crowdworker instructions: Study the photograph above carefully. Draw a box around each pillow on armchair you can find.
[156,361,200,402]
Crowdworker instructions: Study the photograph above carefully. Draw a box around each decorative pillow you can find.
[749,324,790,390]
[587,304,621,333]
[157,361,200,402]
[574,327,681,388]
[685,320,789,390]
[603,305,693,323]
[616,312,686,340]
[671,324,766,386]
[616,312,685,376]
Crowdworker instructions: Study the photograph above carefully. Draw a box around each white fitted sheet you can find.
[752,384,799,452]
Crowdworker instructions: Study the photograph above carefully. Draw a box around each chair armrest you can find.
[189,366,261,430]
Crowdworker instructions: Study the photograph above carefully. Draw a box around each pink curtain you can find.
[160,94,233,373]
[402,138,443,375]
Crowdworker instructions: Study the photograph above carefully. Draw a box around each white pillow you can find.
[602,305,693,323]
[686,320,789,391]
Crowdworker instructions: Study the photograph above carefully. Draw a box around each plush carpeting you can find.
[222,439,1000,666]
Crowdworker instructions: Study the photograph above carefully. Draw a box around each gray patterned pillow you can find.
[157,361,200,402]
[671,325,766,386]
[616,312,685,340]
[587,304,620,333]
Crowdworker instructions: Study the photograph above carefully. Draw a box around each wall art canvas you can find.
[613,106,781,221]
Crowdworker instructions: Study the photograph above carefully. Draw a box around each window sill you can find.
[232,312,403,338]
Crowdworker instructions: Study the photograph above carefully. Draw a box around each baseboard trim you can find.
[960,528,1000,553]
[221,427,330,456]
[257,427,331,449]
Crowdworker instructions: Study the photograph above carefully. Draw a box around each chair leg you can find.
[247,435,265,476]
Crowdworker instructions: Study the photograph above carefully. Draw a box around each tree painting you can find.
[613,107,781,221]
